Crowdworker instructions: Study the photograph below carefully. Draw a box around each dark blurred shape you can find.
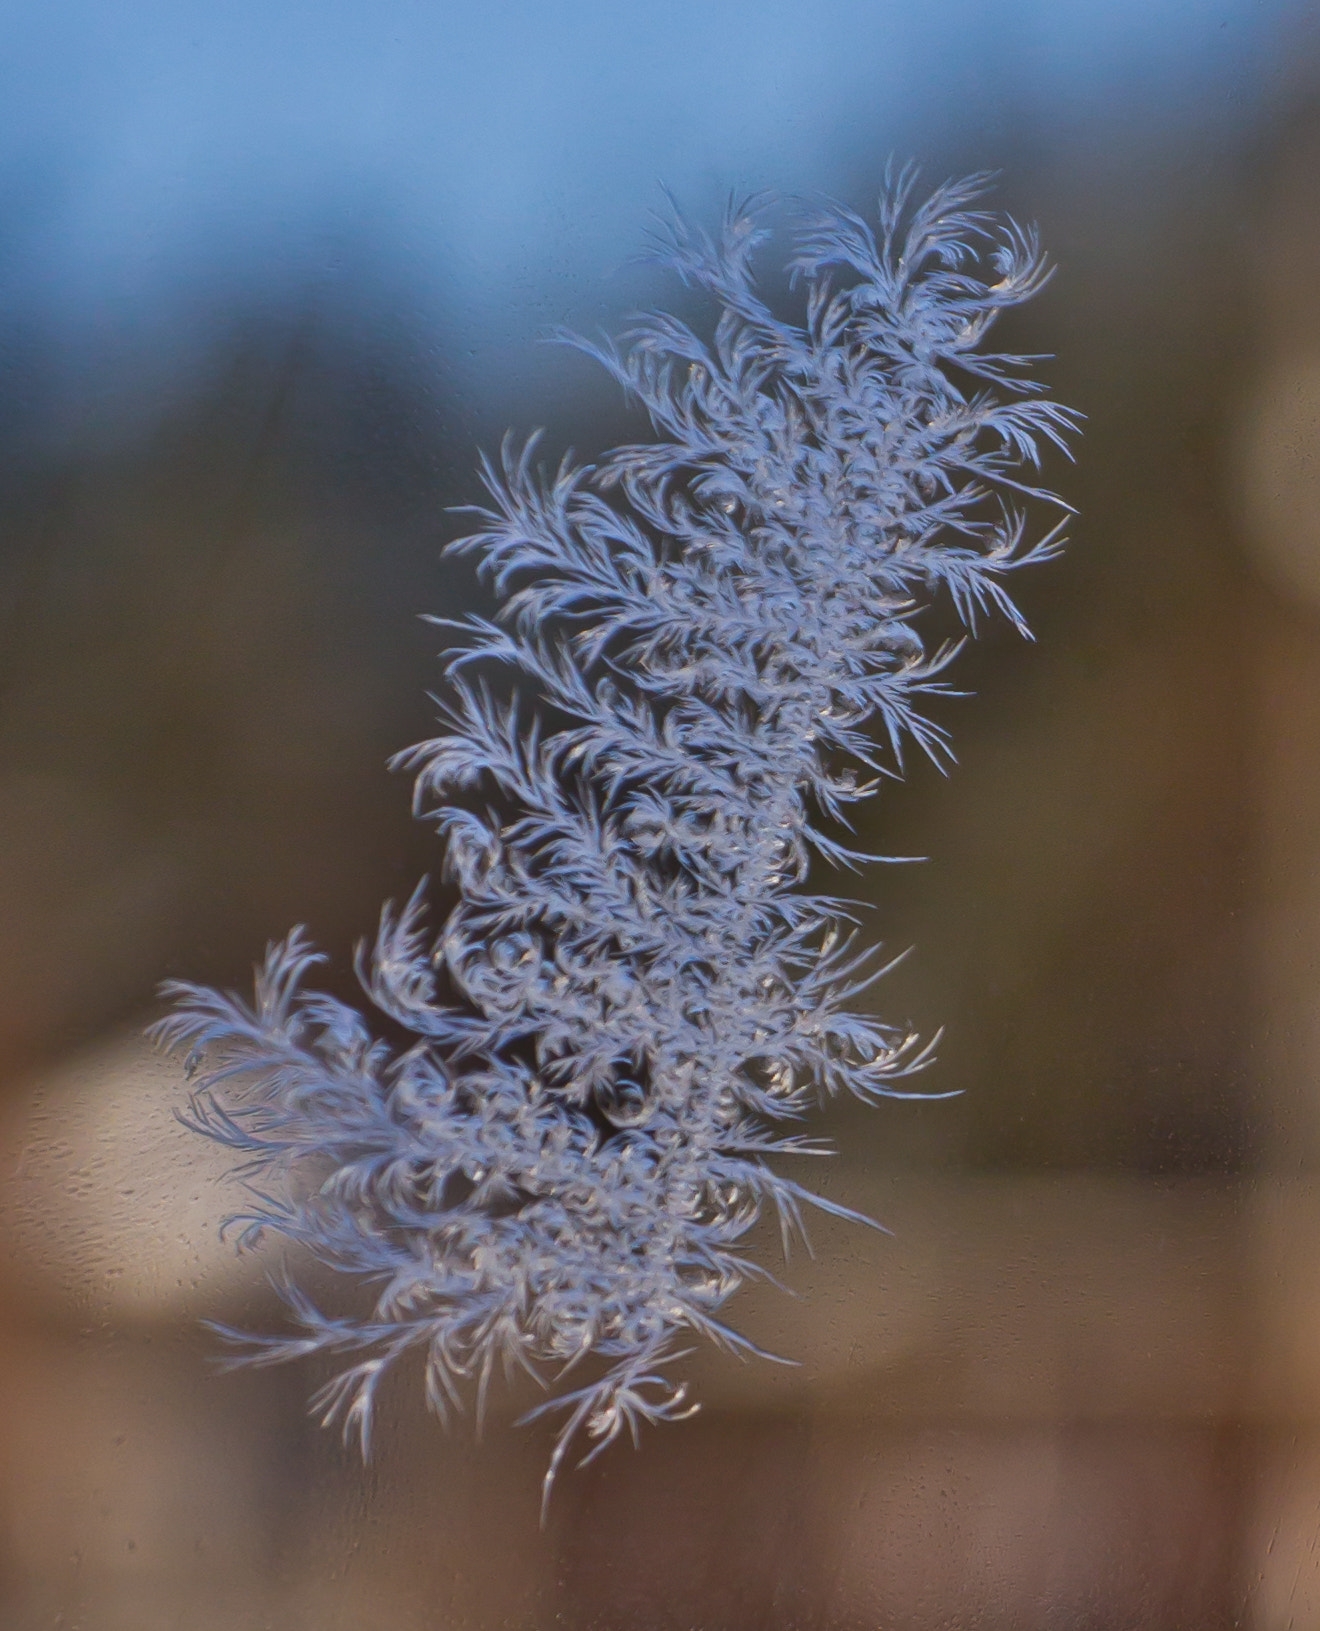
[0,289,480,1081]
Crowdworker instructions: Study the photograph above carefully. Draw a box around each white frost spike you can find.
[151,165,1077,1516]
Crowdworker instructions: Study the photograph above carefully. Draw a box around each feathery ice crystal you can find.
[153,168,1077,1513]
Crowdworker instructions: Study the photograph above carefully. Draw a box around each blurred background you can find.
[1,0,1319,1625]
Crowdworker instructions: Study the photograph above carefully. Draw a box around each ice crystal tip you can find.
[153,168,1077,1514]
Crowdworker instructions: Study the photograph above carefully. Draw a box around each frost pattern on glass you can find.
[152,168,1077,1513]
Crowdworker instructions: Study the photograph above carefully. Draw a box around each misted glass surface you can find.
[1,3,1319,1626]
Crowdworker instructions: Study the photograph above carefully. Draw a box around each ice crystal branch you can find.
[152,166,1077,1517]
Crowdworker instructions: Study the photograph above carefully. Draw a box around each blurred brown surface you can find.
[3,1150,1320,1627]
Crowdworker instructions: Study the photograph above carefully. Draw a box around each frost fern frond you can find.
[152,169,1077,1515]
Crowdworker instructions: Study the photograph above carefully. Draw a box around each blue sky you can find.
[0,0,1297,428]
